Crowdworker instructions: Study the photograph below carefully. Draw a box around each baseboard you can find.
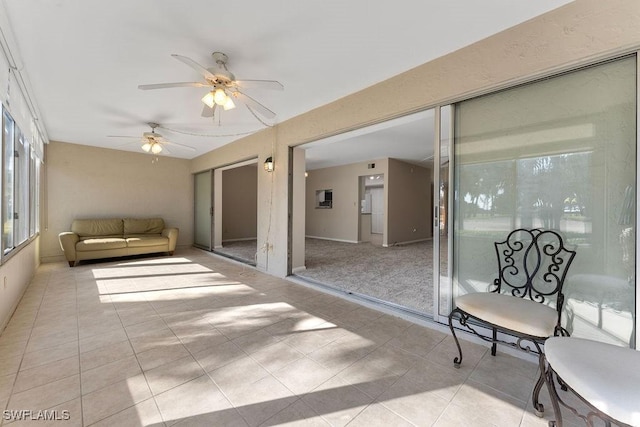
[222,237,258,243]
[387,238,432,247]
[42,245,192,264]
[0,279,31,335]
[40,254,66,263]
[305,236,358,244]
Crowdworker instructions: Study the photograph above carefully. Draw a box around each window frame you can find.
[0,106,40,261]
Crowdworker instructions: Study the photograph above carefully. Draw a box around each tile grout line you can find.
[113,275,168,427]
[74,268,85,427]
[1,266,51,426]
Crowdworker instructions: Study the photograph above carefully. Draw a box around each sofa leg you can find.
[168,251,174,256]
[68,261,75,267]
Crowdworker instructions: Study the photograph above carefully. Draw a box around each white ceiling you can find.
[2,0,571,161]
[304,109,436,170]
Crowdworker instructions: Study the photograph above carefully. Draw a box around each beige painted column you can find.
[292,147,306,272]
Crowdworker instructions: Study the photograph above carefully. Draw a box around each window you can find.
[0,107,40,257]
[29,149,39,236]
[315,189,332,209]
[2,110,14,253]
[16,129,29,244]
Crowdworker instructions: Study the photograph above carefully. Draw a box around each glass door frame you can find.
[432,105,455,323]
[635,53,640,349]
[193,169,213,251]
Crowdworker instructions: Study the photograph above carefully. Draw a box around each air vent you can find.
[367,163,375,169]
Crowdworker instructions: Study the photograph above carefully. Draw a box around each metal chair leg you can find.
[448,309,464,368]
[557,373,568,392]
[533,344,546,417]
[541,353,563,427]
[491,327,497,356]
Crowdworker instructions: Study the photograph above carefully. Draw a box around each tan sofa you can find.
[58,218,178,267]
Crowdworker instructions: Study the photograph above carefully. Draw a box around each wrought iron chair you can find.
[542,337,640,427]
[448,228,576,416]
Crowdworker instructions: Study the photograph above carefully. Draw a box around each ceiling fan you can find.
[110,122,196,155]
[138,52,283,120]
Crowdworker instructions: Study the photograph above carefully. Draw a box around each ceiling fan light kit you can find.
[109,122,197,156]
[141,141,163,154]
[201,88,236,110]
[138,51,283,123]
[223,96,235,111]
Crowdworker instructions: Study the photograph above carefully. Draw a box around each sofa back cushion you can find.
[72,219,124,238]
[124,218,165,236]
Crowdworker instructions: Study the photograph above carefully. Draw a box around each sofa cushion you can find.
[76,238,127,252]
[126,236,168,248]
[124,218,165,236]
[72,219,124,237]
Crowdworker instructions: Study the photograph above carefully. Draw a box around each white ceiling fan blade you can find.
[171,54,217,81]
[201,103,216,118]
[112,141,139,148]
[234,91,276,119]
[234,79,284,91]
[167,141,197,151]
[138,82,210,90]
[107,135,140,148]
[159,145,171,155]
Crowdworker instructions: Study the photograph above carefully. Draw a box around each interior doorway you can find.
[292,110,439,316]
[212,159,258,265]
[359,174,384,246]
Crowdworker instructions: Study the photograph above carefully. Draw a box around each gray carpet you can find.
[298,238,434,314]
[215,240,258,265]
[213,238,438,314]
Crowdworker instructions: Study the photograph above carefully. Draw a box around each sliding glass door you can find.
[451,55,637,348]
[194,170,213,250]
[295,111,437,316]
[434,105,453,321]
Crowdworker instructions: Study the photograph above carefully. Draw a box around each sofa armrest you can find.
[162,228,179,253]
[58,232,80,264]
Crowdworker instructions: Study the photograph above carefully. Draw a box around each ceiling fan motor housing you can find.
[209,52,235,83]
[208,68,235,84]
[143,131,161,140]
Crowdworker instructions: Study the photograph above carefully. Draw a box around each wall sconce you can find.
[264,156,274,172]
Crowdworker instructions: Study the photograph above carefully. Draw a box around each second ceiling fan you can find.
[138,51,283,120]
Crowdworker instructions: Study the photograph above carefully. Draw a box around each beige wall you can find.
[306,158,432,245]
[387,159,432,245]
[305,160,388,243]
[222,164,258,241]
[41,141,193,262]
[190,0,639,277]
[0,238,39,332]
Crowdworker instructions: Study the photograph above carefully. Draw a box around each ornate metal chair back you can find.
[492,228,576,314]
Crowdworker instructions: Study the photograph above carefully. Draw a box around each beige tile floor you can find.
[0,248,593,427]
